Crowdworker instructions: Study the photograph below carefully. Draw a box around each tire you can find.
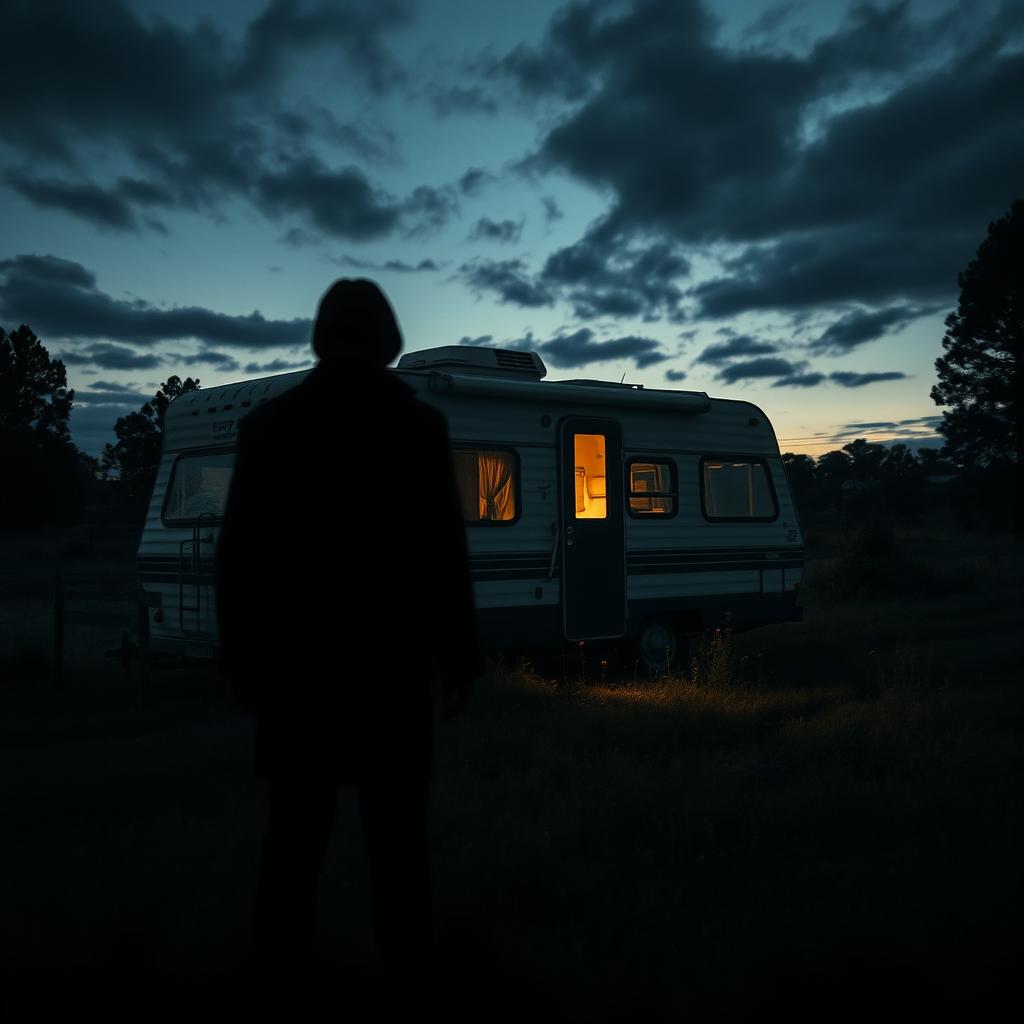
[638,618,680,673]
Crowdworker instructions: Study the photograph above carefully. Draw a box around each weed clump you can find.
[689,628,761,692]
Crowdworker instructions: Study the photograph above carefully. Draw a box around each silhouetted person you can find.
[215,279,481,1000]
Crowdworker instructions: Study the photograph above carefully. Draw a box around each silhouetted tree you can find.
[102,375,200,507]
[915,447,948,475]
[782,452,817,512]
[842,439,886,482]
[0,324,90,525]
[932,200,1022,528]
[0,324,73,438]
[815,449,852,508]
[879,443,925,530]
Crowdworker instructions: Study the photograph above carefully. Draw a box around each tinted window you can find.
[702,459,777,519]
[163,452,235,523]
[628,460,676,516]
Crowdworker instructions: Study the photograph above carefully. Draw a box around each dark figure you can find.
[215,279,481,996]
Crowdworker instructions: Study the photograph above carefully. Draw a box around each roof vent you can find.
[397,345,546,380]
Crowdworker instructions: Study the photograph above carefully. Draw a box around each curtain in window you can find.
[452,451,480,520]
[478,452,513,520]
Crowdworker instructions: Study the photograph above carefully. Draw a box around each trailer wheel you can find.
[638,619,680,673]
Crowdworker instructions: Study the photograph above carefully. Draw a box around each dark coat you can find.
[215,361,481,783]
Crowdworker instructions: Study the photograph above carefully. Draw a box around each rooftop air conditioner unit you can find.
[397,346,547,380]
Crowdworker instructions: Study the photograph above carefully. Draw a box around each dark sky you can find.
[1,0,1020,455]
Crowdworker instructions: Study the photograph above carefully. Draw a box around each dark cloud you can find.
[74,382,152,406]
[898,415,943,428]
[5,172,138,230]
[190,351,241,372]
[0,254,310,350]
[469,218,523,243]
[234,0,412,94]
[455,226,688,320]
[542,196,564,225]
[331,255,441,273]
[536,328,668,369]
[716,357,803,383]
[459,259,555,307]
[58,342,164,371]
[116,177,179,207]
[243,358,312,375]
[271,109,398,164]
[691,226,973,316]
[665,369,688,381]
[491,40,590,101]
[403,184,460,237]
[742,2,801,40]
[281,228,322,248]
[694,335,779,364]
[460,327,668,370]
[810,304,930,354]
[839,421,899,431]
[0,1,441,240]
[772,372,827,388]
[829,370,908,388]
[501,0,1023,314]
[829,417,944,445]
[540,229,688,320]
[458,167,494,197]
[0,1,228,161]
[256,159,402,241]
[771,370,911,388]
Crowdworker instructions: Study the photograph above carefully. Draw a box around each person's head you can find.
[312,278,402,367]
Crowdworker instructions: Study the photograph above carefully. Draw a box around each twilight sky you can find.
[1,0,1021,457]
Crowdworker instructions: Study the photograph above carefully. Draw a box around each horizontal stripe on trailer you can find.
[627,560,801,576]
[141,567,797,590]
[138,554,556,573]
[627,546,802,565]
[140,573,216,587]
[139,548,802,587]
[138,569,559,587]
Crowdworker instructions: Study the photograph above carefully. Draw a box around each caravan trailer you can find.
[136,346,803,669]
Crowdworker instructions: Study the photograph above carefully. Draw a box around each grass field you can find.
[0,517,1021,1018]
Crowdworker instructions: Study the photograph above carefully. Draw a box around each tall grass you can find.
[0,519,1021,1015]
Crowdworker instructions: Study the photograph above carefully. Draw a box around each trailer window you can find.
[701,458,777,520]
[452,448,518,524]
[574,433,607,519]
[162,451,235,523]
[628,460,677,516]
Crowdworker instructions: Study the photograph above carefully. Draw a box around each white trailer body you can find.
[137,347,803,666]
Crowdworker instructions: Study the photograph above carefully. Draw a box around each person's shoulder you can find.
[237,379,310,438]
[396,388,447,438]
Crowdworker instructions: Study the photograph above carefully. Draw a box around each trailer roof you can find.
[161,348,729,451]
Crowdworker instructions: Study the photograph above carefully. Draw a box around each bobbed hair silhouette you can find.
[312,278,403,367]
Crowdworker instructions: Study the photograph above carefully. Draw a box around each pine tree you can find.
[932,201,1023,472]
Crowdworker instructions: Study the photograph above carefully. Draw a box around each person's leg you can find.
[253,773,338,981]
[358,778,431,987]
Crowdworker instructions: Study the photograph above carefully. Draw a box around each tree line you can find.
[0,322,198,527]
[1,200,1020,531]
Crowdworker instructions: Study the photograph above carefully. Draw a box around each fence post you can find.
[52,575,64,690]
[137,598,150,705]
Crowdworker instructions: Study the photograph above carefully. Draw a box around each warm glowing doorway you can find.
[560,418,626,641]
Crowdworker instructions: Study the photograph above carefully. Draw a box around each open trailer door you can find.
[559,417,626,641]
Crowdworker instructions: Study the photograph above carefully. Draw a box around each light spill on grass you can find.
[427,631,1023,1014]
